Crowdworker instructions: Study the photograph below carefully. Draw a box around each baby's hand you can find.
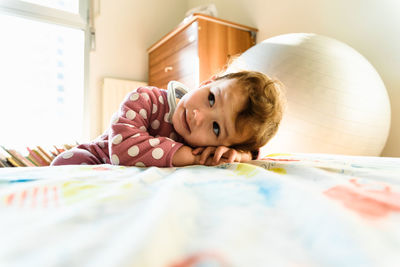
[192,146,251,166]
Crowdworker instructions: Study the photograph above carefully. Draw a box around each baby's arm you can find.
[192,146,252,166]
[172,146,201,166]
[109,87,183,167]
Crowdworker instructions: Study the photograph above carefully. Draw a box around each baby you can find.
[51,71,284,167]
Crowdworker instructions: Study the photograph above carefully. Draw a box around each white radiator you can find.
[102,78,147,132]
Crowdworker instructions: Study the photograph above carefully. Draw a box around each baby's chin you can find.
[173,132,197,147]
[179,135,194,147]
[183,138,208,148]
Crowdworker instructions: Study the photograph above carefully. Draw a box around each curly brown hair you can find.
[215,71,285,152]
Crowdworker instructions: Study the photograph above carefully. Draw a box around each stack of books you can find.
[0,144,77,167]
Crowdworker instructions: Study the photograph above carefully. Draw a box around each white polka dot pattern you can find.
[111,113,119,124]
[126,110,136,120]
[152,104,157,114]
[139,109,147,119]
[62,151,74,159]
[130,93,139,101]
[112,134,123,145]
[141,93,150,101]
[128,145,139,157]
[152,148,164,159]
[135,162,146,167]
[149,138,160,147]
[151,120,160,129]
[159,95,164,104]
[111,154,119,165]
[164,113,170,123]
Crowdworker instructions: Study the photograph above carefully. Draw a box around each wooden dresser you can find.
[147,13,258,90]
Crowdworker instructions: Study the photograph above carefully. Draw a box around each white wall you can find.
[89,0,187,139]
[187,0,400,157]
[89,0,399,157]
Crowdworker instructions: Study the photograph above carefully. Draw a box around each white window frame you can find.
[0,0,91,141]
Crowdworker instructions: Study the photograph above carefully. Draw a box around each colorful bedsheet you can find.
[0,153,399,267]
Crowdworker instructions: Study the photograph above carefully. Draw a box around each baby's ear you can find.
[199,75,218,87]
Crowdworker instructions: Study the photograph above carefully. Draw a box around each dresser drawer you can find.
[149,42,197,89]
[152,73,196,92]
[149,22,198,68]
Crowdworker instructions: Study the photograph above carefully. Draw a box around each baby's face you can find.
[172,78,248,147]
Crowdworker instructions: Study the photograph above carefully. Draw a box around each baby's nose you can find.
[192,109,204,126]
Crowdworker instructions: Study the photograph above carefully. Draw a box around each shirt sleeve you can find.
[108,87,183,167]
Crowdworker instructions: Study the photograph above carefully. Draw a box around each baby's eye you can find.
[213,122,220,137]
[208,92,215,107]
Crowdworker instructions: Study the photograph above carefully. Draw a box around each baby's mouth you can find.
[183,109,191,133]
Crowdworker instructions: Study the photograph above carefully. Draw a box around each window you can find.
[0,0,89,150]
[20,0,79,13]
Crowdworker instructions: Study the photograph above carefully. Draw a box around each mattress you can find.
[0,153,399,267]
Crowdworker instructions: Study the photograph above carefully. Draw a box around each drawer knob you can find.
[164,66,173,72]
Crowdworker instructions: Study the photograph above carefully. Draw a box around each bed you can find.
[0,153,399,267]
